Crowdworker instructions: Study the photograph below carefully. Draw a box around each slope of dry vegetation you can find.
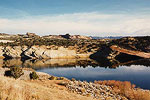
[0,67,150,100]
[95,80,150,100]
[0,76,97,100]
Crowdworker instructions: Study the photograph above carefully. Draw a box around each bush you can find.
[49,76,57,80]
[5,67,24,79]
[57,77,64,80]
[30,71,39,80]
[71,78,76,81]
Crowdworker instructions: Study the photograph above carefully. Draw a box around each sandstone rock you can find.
[0,45,92,59]
[26,32,39,38]
[42,35,64,39]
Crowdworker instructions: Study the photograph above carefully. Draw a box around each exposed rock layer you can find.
[111,45,150,58]
[0,46,92,59]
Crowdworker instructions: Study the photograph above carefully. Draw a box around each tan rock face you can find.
[26,32,39,38]
[0,47,4,58]
[43,35,64,39]
[42,34,92,40]
[69,35,92,40]
[4,46,22,58]
[111,45,150,59]
[0,45,91,59]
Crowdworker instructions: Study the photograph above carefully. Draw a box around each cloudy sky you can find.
[0,0,150,36]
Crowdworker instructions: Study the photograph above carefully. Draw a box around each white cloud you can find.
[0,12,150,36]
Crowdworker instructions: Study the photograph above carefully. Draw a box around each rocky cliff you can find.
[90,36,150,68]
[0,33,150,63]
[0,33,107,60]
[0,45,93,60]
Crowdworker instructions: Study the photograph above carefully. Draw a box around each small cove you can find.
[37,64,150,90]
[1,58,150,90]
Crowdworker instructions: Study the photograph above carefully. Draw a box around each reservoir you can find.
[36,59,150,90]
[1,58,150,90]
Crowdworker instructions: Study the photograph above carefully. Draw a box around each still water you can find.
[1,58,150,89]
[37,65,150,89]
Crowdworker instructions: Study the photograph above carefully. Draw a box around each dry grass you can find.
[0,76,97,100]
[95,80,150,100]
[1,74,150,100]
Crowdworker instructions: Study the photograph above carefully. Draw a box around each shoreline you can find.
[0,67,150,100]
[0,34,150,99]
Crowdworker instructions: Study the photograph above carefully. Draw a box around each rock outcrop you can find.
[0,33,150,63]
[0,45,92,60]
[110,45,150,58]
[43,34,92,40]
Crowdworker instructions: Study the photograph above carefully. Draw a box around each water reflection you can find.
[1,58,150,69]
[37,65,150,89]
[1,58,150,89]
[1,58,98,69]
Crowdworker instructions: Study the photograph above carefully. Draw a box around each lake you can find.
[37,64,150,90]
[1,58,150,90]
[35,58,150,90]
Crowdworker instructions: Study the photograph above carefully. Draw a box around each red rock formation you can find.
[111,45,150,58]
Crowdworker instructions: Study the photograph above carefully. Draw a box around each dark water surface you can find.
[1,58,150,89]
[36,59,150,90]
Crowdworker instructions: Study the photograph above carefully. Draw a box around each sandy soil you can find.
[0,76,97,100]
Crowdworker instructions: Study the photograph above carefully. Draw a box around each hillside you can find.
[0,67,150,100]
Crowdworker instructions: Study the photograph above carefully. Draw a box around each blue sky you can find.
[0,0,150,36]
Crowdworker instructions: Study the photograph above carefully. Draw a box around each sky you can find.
[0,0,150,36]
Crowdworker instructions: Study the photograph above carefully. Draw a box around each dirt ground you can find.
[0,76,97,100]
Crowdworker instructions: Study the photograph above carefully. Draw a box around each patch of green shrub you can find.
[57,77,65,80]
[5,66,24,79]
[30,71,39,80]
[49,76,57,80]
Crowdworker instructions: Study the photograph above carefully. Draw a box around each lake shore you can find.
[0,34,150,99]
[0,67,150,100]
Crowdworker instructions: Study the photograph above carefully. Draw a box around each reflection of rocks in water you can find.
[115,53,142,63]
[0,58,99,69]
[24,59,79,69]
[91,56,150,68]
[118,59,150,67]
[76,59,99,68]
[1,57,150,70]
[109,53,144,68]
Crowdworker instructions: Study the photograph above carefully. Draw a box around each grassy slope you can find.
[0,76,96,100]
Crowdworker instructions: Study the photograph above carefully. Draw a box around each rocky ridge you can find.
[66,80,127,100]
[0,33,106,60]
[0,33,150,67]
[0,45,92,59]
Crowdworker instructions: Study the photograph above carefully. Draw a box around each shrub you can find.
[94,80,150,100]
[30,71,39,80]
[71,78,76,81]
[57,77,64,80]
[49,76,57,80]
[5,67,24,79]
[57,82,68,86]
